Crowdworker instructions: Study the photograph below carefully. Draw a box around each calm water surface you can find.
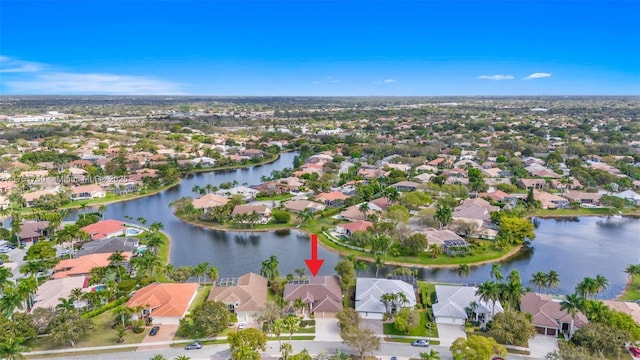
[66,152,640,299]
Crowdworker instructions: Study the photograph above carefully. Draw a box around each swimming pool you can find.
[125,228,144,236]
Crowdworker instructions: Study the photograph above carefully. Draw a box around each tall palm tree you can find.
[476,281,500,316]
[0,284,24,317]
[108,251,126,266]
[594,274,608,298]
[576,277,598,299]
[16,277,38,311]
[56,297,76,312]
[545,270,560,294]
[358,202,370,221]
[260,255,280,283]
[560,293,584,336]
[380,293,396,315]
[374,255,385,278]
[530,271,547,293]
[0,267,12,294]
[457,264,471,278]
[193,262,208,284]
[209,266,219,285]
[490,263,503,282]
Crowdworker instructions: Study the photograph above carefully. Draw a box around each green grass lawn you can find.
[619,274,640,301]
[382,310,439,338]
[187,285,212,311]
[28,308,147,351]
[417,282,436,308]
[532,207,640,217]
[256,193,294,201]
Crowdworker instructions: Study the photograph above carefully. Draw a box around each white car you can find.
[237,322,247,330]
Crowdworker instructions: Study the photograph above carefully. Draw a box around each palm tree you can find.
[429,244,443,259]
[137,217,147,227]
[380,293,396,315]
[374,255,384,278]
[293,298,306,317]
[560,293,584,336]
[384,186,400,203]
[209,266,219,285]
[260,255,280,283]
[79,203,88,220]
[193,262,208,284]
[97,204,107,218]
[358,202,370,221]
[283,315,299,342]
[0,284,24,317]
[500,279,524,311]
[475,281,500,317]
[173,355,191,360]
[294,267,306,279]
[191,185,202,195]
[108,251,126,266]
[625,264,640,276]
[594,274,608,298]
[0,338,29,360]
[56,297,76,312]
[576,277,598,299]
[296,208,314,227]
[490,263,503,282]
[434,204,452,229]
[0,267,12,294]
[420,349,441,360]
[329,349,350,360]
[16,277,37,311]
[115,305,133,328]
[530,271,547,293]
[545,270,560,294]
[150,355,167,360]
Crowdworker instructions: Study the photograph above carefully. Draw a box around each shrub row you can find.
[82,297,128,319]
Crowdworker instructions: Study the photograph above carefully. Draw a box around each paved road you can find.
[30,340,544,360]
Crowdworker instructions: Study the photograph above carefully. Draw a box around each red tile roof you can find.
[80,219,126,240]
[126,283,199,318]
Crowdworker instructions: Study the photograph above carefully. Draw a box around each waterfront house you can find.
[17,221,50,243]
[207,273,268,321]
[433,285,503,327]
[560,191,602,206]
[517,178,547,190]
[520,292,588,337]
[336,220,373,238]
[70,184,106,201]
[355,278,417,320]
[53,252,131,279]
[80,219,126,240]
[283,276,343,318]
[601,300,640,324]
[231,204,272,223]
[215,186,259,200]
[191,193,229,212]
[126,283,199,325]
[283,199,326,213]
[534,191,570,209]
[615,190,640,206]
[74,237,139,258]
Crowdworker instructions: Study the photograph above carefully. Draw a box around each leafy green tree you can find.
[498,216,535,244]
[0,338,29,360]
[450,335,507,360]
[227,328,267,360]
[336,307,361,335]
[342,326,380,360]
[489,311,536,346]
[334,259,356,290]
[0,313,37,345]
[24,241,57,261]
[572,322,631,358]
[399,233,428,256]
[48,310,95,348]
[177,301,231,338]
[393,308,420,333]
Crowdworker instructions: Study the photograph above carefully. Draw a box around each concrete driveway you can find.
[314,318,342,341]
[528,335,558,359]
[436,323,466,346]
[138,325,179,351]
[360,319,384,335]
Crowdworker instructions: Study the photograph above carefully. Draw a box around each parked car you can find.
[391,357,398,360]
[184,342,203,350]
[629,346,640,356]
[238,322,247,330]
[411,339,430,347]
[149,326,159,336]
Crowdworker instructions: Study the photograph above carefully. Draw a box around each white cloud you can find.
[477,75,514,80]
[373,78,397,84]
[0,56,43,73]
[6,72,185,95]
[524,72,552,80]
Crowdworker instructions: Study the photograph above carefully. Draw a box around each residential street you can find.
[29,340,547,360]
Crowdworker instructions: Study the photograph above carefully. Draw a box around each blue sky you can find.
[1,0,639,95]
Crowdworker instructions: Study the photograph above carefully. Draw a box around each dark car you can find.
[184,342,203,350]
[149,326,159,336]
[411,339,430,347]
[391,357,398,360]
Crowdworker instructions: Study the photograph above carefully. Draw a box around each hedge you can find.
[82,297,128,319]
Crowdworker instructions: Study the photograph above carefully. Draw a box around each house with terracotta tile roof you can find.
[336,220,373,238]
[520,292,588,337]
[601,300,640,324]
[534,191,570,209]
[338,203,381,222]
[283,199,326,213]
[207,273,268,321]
[283,276,343,318]
[315,191,350,207]
[80,219,126,240]
[53,252,131,279]
[127,283,199,325]
[560,191,602,206]
[231,204,272,223]
[191,193,229,211]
